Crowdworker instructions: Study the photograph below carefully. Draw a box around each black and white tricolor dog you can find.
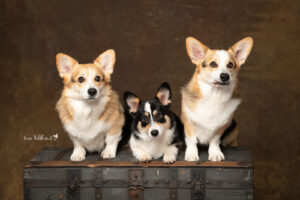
[124,82,183,163]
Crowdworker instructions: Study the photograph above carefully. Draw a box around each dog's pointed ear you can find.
[56,53,77,78]
[186,37,208,65]
[94,49,116,76]
[124,91,141,114]
[230,37,253,66]
[156,82,172,106]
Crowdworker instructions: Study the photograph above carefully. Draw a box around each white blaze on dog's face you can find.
[143,102,164,138]
[56,50,115,101]
[186,37,253,87]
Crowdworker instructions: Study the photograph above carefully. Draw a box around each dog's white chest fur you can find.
[64,97,109,151]
[130,129,174,159]
[184,82,241,144]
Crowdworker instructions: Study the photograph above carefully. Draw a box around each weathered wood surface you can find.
[24,147,252,168]
[25,160,252,168]
[24,168,252,188]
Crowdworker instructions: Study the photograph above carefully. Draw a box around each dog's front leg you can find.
[130,139,152,162]
[163,145,178,164]
[208,134,224,162]
[184,120,199,161]
[101,131,122,159]
[185,135,199,161]
[132,146,152,162]
[70,138,86,161]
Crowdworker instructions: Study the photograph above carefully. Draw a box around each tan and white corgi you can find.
[56,50,124,161]
[182,37,253,162]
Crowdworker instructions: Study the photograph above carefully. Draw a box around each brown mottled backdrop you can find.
[0,0,299,199]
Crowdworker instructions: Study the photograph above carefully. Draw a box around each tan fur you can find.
[159,115,171,129]
[181,71,202,112]
[153,110,157,115]
[56,92,74,124]
[181,111,195,138]
[181,72,202,138]
[98,88,124,135]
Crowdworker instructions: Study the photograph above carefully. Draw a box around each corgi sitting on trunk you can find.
[56,50,124,161]
[124,83,184,163]
[182,37,253,162]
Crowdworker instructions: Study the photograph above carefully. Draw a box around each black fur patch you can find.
[202,61,206,67]
[171,114,184,145]
[133,132,140,140]
[221,119,237,141]
[117,110,132,150]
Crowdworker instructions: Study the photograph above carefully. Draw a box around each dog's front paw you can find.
[208,150,225,162]
[101,147,116,159]
[138,153,152,163]
[185,153,199,162]
[163,154,176,164]
[185,148,199,161]
[70,150,86,161]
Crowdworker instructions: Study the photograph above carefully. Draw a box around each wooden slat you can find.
[54,148,73,161]
[24,160,252,168]
[28,146,252,161]
[206,189,253,200]
[30,147,63,162]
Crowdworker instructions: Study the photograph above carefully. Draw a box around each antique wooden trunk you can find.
[24,147,253,200]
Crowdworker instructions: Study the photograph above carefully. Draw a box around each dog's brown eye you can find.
[141,115,148,122]
[95,76,101,82]
[156,114,163,120]
[227,62,233,69]
[78,76,85,83]
[155,113,166,123]
[210,61,218,68]
[141,115,149,126]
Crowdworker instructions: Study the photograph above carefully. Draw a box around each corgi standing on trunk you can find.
[56,50,124,161]
[182,37,253,162]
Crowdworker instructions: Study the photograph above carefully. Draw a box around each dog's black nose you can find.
[220,73,230,82]
[88,88,97,96]
[151,130,159,137]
